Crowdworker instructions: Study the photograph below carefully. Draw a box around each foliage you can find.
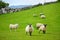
[58,0,60,1]
[0,1,9,9]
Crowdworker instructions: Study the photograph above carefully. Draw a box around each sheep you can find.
[36,23,43,29]
[40,15,46,19]
[9,24,18,31]
[38,24,47,34]
[40,13,44,16]
[25,24,34,36]
[33,14,37,17]
[40,13,46,19]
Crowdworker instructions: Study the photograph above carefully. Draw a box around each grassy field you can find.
[0,2,60,40]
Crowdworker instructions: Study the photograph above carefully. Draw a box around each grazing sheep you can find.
[25,24,34,36]
[36,23,43,29]
[40,15,46,19]
[9,24,18,31]
[39,24,47,34]
[33,14,37,17]
[40,13,44,16]
[40,13,46,19]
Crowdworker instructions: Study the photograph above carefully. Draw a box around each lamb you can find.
[39,24,47,34]
[25,24,34,36]
[9,24,18,31]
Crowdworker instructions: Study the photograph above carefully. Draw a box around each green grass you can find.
[0,2,60,40]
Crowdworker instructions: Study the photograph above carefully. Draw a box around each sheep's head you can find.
[43,24,47,28]
[29,24,32,27]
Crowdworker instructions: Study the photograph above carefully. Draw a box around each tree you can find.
[0,1,9,9]
[58,0,60,2]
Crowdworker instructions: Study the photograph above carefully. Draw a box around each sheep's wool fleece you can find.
[41,15,45,18]
[39,25,46,31]
[9,24,18,28]
[25,25,34,32]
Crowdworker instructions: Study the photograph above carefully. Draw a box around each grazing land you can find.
[0,2,60,40]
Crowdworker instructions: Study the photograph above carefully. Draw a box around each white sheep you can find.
[38,24,47,34]
[40,15,46,19]
[36,23,43,29]
[25,24,34,36]
[40,13,46,19]
[33,14,37,17]
[9,24,18,31]
[40,13,44,16]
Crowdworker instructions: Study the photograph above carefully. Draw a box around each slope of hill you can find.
[0,2,60,40]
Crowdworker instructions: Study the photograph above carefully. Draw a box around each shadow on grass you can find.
[32,34,41,36]
[46,32,52,34]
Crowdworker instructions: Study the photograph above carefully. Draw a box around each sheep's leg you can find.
[39,30,41,34]
[29,32,32,36]
[37,27,38,29]
[43,30,46,34]
[39,31,40,33]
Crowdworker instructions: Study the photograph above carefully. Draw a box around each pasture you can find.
[0,2,60,40]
